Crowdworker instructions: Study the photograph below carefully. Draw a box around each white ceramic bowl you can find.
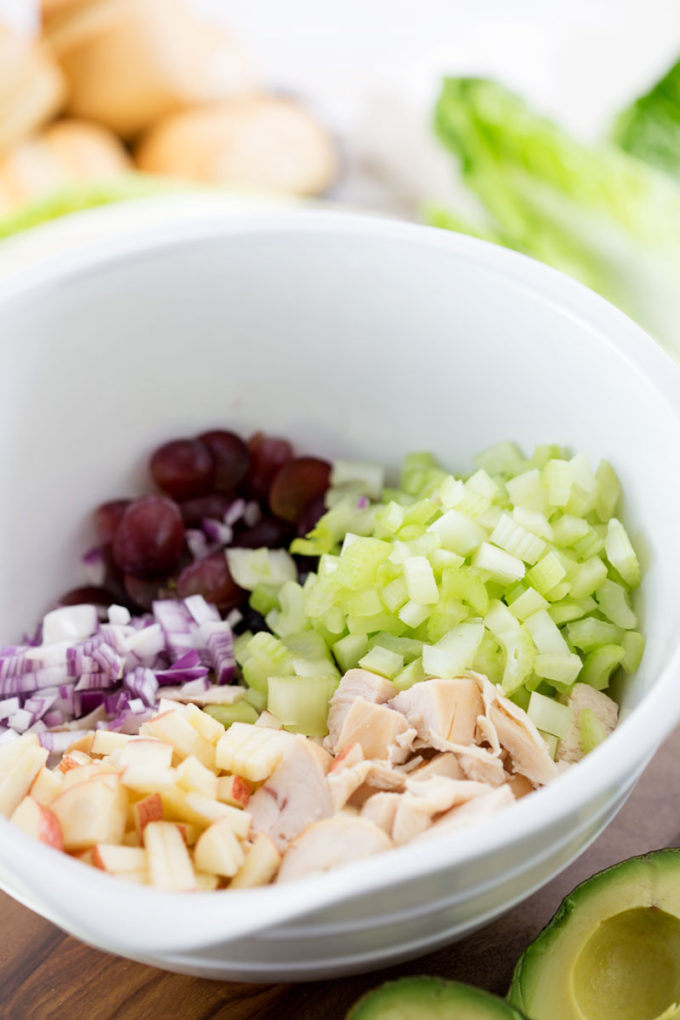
[1,205,680,982]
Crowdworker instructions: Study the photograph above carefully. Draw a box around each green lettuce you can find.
[613,58,680,177]
[433,78,680,355]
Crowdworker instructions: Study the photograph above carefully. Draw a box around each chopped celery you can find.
[571,526,606,561]
[551,514,589,548]
[370,632,423,662]
[332,633,369,672]
[401,452,442,495]
[374,501,406,536]
[524,610,571,654]
[346,612,399,635]
[490,513,546,564]
[425,599,469,643]
[233,630,254,665]
[569,556,608,599]
[427,507,486,555]
[526,552,567,597]
[358,645,404,679]
[510,685,531,712]
[330,459,384,500]
[508,587,548,622]
[605,519,641,588]
[226,548,296,590]
[403,556,439,605]
[204,701,259,728]
[241,633,294,694]
[512,506,553,541]
[528,691,572,738]
[250,584,280,616]
[429,548,465,573]
[381,576,409,613]
[595,578,637,629]
[422,622,484,677]
[566,617,624,651]
[334,536,391,590]
[580,644,626,690]
[534,652,582,687]
[485,599,520,638]
[269,581,306,637]
[621,631,645,672]
[398,600,430,629]
[595,460,621,522]
[499,627,536,694]
[393,657,428,691]
[345,588,383,617]
[506,469,548,513]
[542,460,572,507]
[539,730,559,759]
[548,596,597,625]
[438,475,466,508]
[441,566,489,615]
[473,542,525,584]
[579,707,608,753]
[242,688,267,713]
[267,674,338,737]
[474,441,527,478]
[472,631,504,685]
[544,581,572,603]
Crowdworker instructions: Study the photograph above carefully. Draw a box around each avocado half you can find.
[508,849,680,1020]
[347,976,527,1019]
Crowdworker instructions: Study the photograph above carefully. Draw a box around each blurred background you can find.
[1,0,680,350]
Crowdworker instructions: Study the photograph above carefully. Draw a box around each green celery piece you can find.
[204,702,259,728]
[579,707,608,753]
[580,644,625,690]
[434,77,680,355]
[332,633,369,673]
[267,674,338,737]
[613,58,680,177]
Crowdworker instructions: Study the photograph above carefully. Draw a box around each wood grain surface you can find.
[1,728,679,1020]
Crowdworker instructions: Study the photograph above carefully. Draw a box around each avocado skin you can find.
[507,848,680,1018]
[347,976,528,1018]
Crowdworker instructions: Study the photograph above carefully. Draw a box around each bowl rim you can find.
[1,204,680,955]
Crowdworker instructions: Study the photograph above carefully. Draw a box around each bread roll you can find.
[136,96,337,197]
[0,23,66,153]
[44,0,256,138]
[0,119,131,217]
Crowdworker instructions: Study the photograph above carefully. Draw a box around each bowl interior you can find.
[1,213,680,728]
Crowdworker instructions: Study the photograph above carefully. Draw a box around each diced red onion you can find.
[124,667,159,707]
[224,498,246,527]
[243,501,262,528]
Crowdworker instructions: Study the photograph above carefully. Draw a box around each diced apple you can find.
[183,702,225,745]
[131,792,163,834]
[185,793,251,837]
[175,756,218,799]
[216,774,251,809]
[175,822,200,847]
[230,833,281,889]
[144,821,196,891]
[120,870,149,885]
[90,731,133,756]
[120,765,176,794]
[194,819,244,878]
[118,738,173,770]
[140,712,215,769]
[122,829,142,848]
[0,745,49,817]
[73,848,95,866]
[215,723,290,782]
[51,773,128,851]
[0,733,40,772]
[255,710,284,730]
[10,796,63,850]
[30,766,64,806]
[92,844,147,873]
[58,750,92,773]
[195,871,220,890]
[62,762,116,790]
[156,698,184,715]
[65,733,95,755]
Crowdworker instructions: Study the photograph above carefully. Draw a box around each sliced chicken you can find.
[508,773,534,799]
[329,742,364,772]
[457,746,507,787]
[390,676,483,748]
[248,735,332,852]
[410,752,464,782]
[414,785,516,842]
[325,669,397,754]
[307,741,333,775]
[556,683,618,764]
[392,776,491,845]
[360,792,401,834]
[327,759,405,812]
[330,698,415,764]
[276,816,392,882]
[486,699,557,787]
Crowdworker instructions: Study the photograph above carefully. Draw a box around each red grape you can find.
[179,494,234,526]
[232,515,294,549]
[95,499,130,544]
[247,433,294,501]
[112,496,185,577]
[58,586,120,609]
[176,551,245,611]
[296,493,327,537]
[198,430,249,492]
[269,457,331,523]
[150,439,213,500]
[123,574,162,610]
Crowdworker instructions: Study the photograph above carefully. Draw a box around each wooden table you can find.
[2,728,678,1019]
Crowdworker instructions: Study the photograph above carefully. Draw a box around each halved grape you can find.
[123,573,163,611]
[112,495,185,577]
[58,585,120,609]
[150,438,213,500]
[176,551,245,611]
[296,493,327,537]
[269,457,332,523]
[247,433,294,500]
[232,515,294,550]
[198,430,249,492]
[95,499,131,544]
[179,493,234,526]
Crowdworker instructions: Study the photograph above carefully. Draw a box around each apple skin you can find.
[132,792,163,835]
[10,796,64,851]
